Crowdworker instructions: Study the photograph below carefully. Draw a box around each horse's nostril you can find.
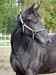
[47,40,50,43]
[46,40,50,45]
[46,39,51,45]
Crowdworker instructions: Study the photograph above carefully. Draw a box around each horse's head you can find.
[20,3,51,47]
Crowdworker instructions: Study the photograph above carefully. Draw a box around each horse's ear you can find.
[30,3,40,12]
[30,3,37,10]
[35,5,40,11]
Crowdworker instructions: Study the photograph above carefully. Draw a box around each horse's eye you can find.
[27,19,31,22]
[35,21,37,23]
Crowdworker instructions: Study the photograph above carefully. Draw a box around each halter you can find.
[20,14,46,39]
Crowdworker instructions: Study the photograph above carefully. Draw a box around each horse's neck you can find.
[11,21,31,51]
[11,19,23,53]
[50,34,56,46]
[50,34,56,42]
[12,34,32,55]
[46,34,56,51]
[11,19,21,42]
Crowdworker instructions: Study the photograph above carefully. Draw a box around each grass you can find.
[0,35,10,46]
[0,42,10,46]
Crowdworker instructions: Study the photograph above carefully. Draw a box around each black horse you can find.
[10,4,51,75]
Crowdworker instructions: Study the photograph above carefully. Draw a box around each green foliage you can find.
[36,0,56,30]
[0,0,19,34]
[0,0,56,34]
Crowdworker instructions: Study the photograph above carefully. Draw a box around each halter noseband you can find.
[20,14,46,39]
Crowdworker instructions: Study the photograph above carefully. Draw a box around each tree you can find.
[36,0,56,30]
[0,0,19,34]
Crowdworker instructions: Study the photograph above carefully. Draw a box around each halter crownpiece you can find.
[20,14,38,39]
[20,14,35,33]
[20,14,46,39]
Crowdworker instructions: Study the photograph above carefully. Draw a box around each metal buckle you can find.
[32,30,36,39]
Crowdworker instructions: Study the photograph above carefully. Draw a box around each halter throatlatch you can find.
[20,14,46,39]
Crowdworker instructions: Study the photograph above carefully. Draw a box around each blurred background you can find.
[0,0,56,75]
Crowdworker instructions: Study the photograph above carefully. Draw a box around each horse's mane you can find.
[11,14,22,38]
[11,15,22,53]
